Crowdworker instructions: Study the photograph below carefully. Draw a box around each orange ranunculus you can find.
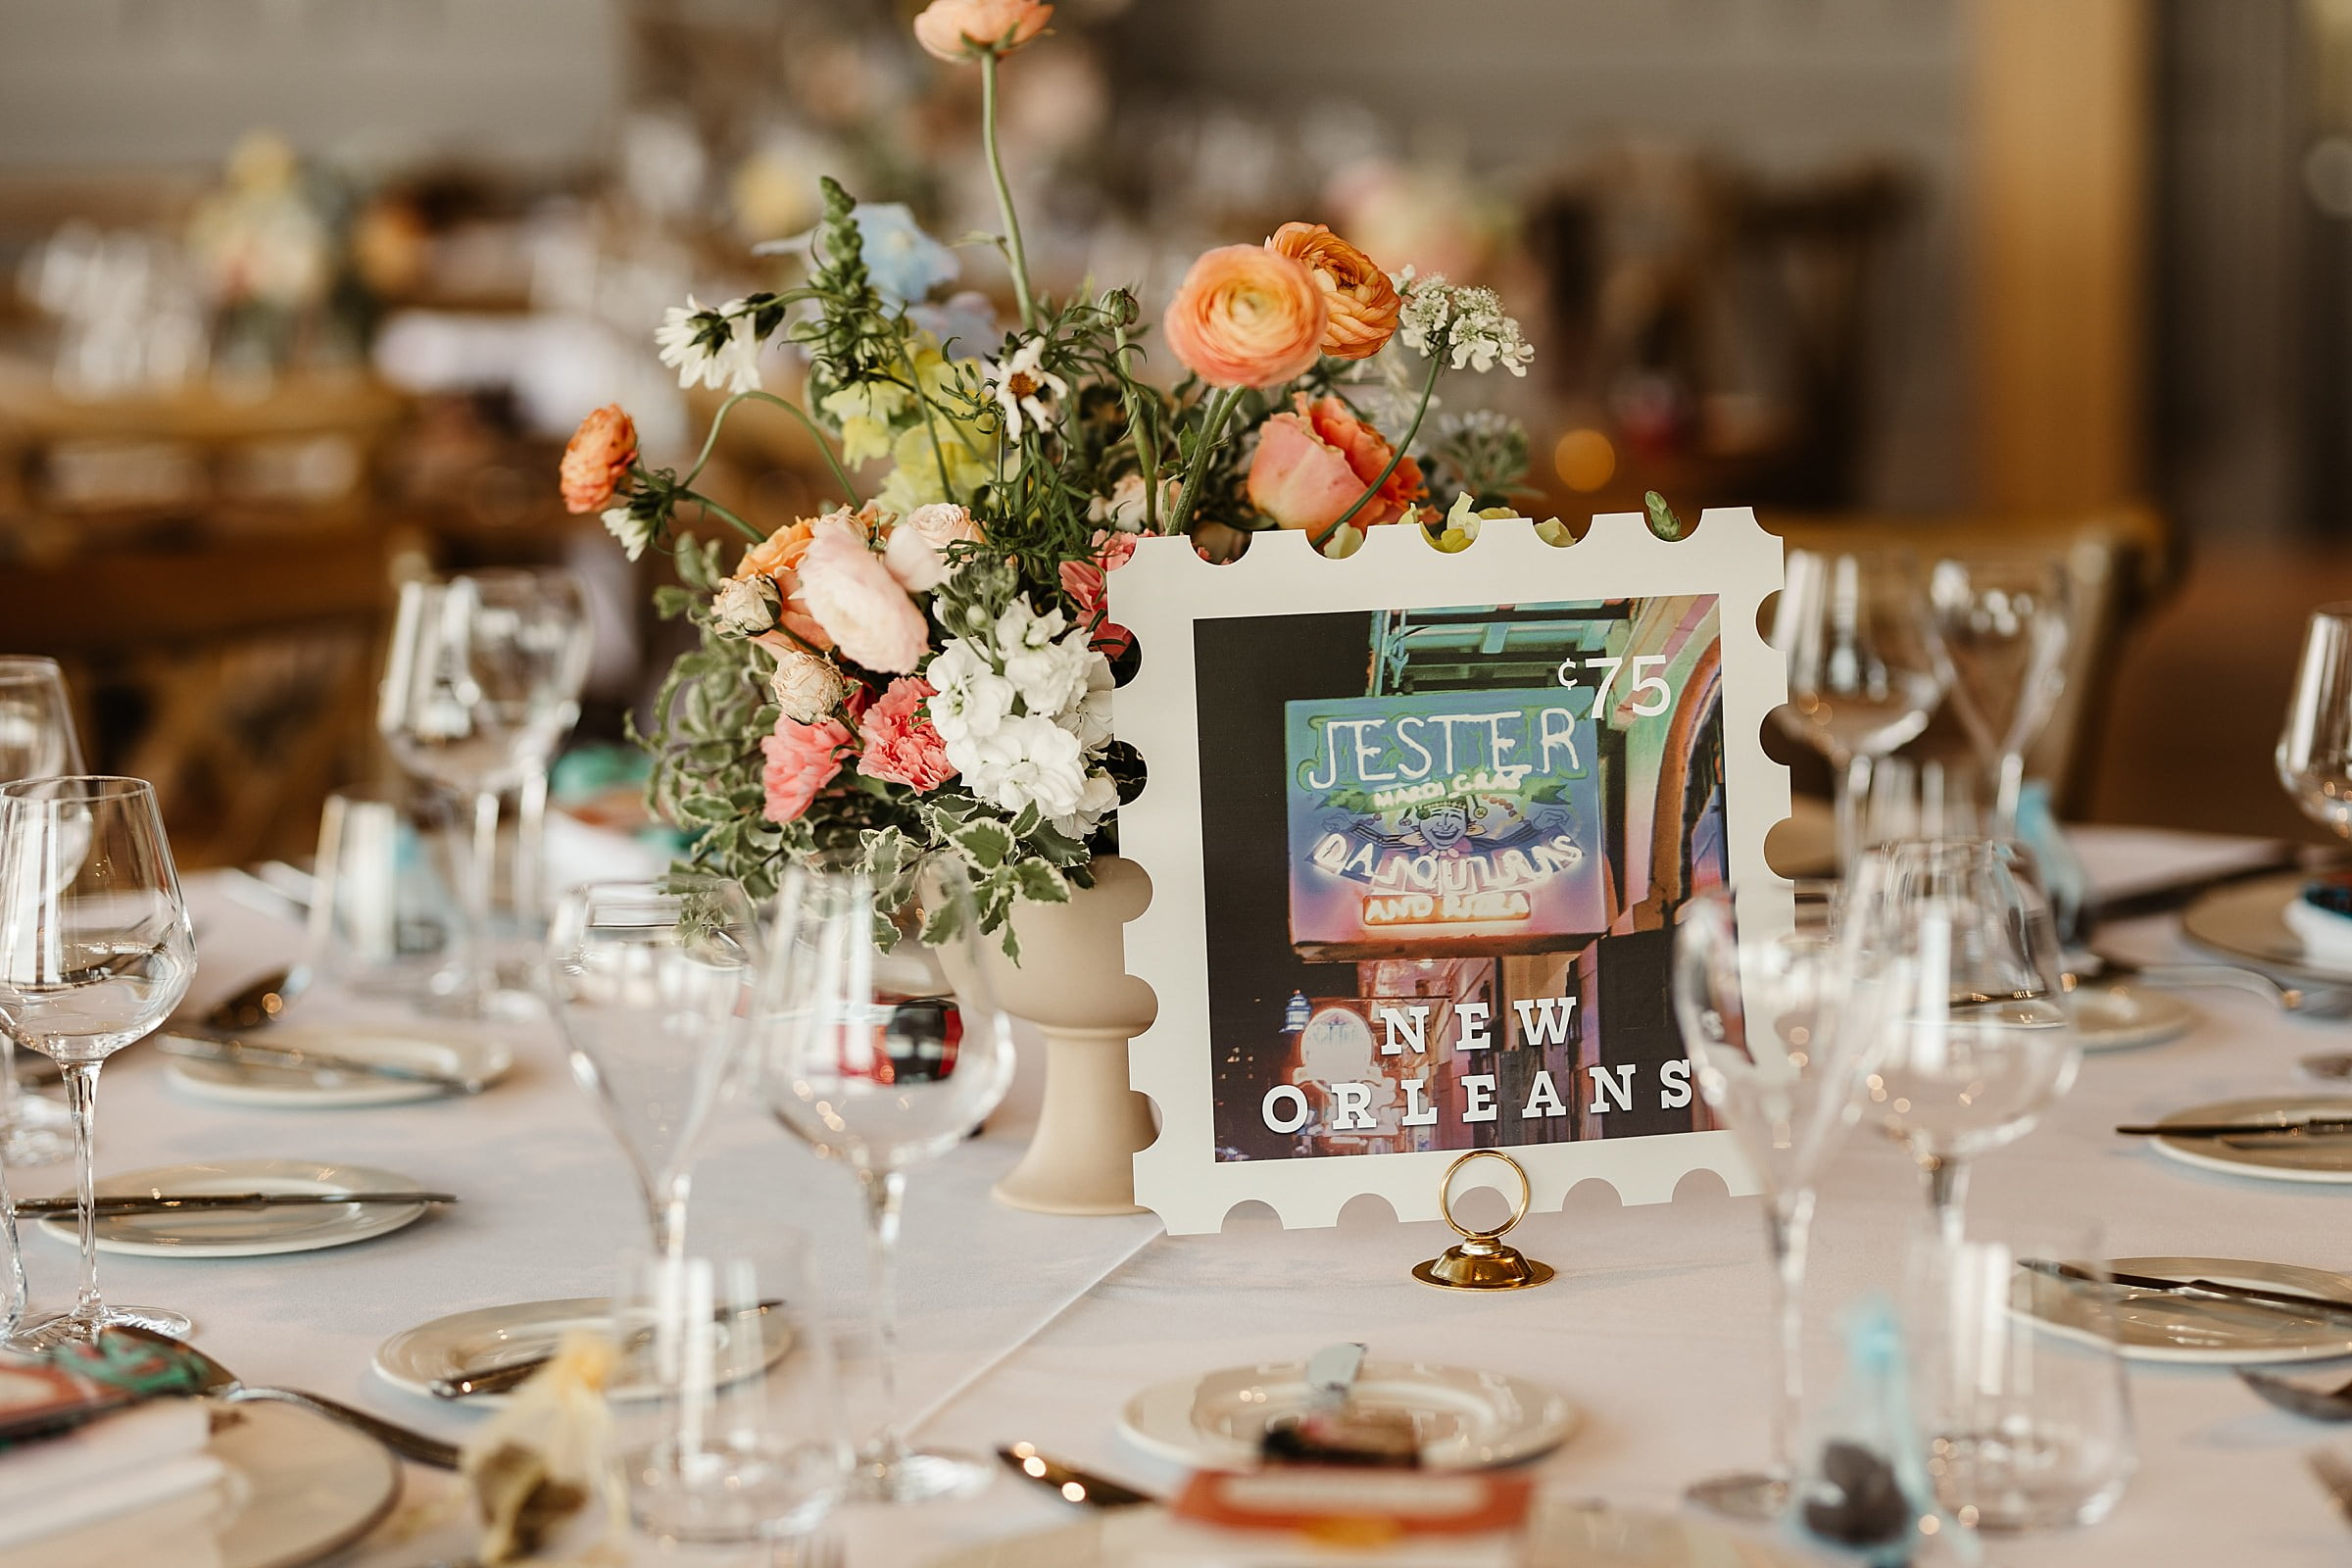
[1266,222,1398,362]
[1246,395,1427,535]
[1162,245,1329,389]
[734,518,833,651]
[913,0,1052,62]
[559,404,637,514]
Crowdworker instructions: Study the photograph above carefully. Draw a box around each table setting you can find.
[13,6,2352,1567]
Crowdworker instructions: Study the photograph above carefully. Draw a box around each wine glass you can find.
[0,777,196,1348]
[1845,839,2078,1253]
[1672,879,1877,1521]
[757,859,1017,1504]
[542,876,762,1262]
[2279,604,2352,839]
[0,657,87,1165]
[1927,555,2073,829]
[377,568,591,1015]
[1773,549,1952,873]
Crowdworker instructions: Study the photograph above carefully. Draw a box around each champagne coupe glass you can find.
[1672,880,1878,1521]
[758,859,1017,1504]
[1773,549,1952,873]
[0,657,86,1165]
[1927,555,2073,829]
[2279,604,2352,840]
[543,876,762,1262]
[1846,839,2078,1255]
[0,777,196,1348]
[377,568,591,1015]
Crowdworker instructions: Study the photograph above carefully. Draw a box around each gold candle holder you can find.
[1411,1149,1555,1291]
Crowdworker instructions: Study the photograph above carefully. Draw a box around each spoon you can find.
[2240,1366,2352,1422]
[204,964,311,1031]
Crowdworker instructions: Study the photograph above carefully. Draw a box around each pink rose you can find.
[882,502,984,592]
[797,520,931,674]
[913,0,1051,61]
[760,714,851,823]
[1162,244,1328,388]
[1058,529,1135,661]
[858,676,957,791]
[1246,393,1427,534]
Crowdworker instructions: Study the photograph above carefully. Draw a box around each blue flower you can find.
[853,203,958,307]
[907,290,1001,361]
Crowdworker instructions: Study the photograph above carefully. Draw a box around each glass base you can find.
[1,1092,73,1166]
[856,1445,993,1504]
[416,980,542,1024]
[1684,1469,1790,1522]
[628,1440,841,1544]
[9,1302,191,1351]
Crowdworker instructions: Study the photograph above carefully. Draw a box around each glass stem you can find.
[651,1171,692,1266]
[860,1165,908,1473]
[462,787,502,1004]
[1921,1151,1970,1255]
[514,770,548,938]
[62,1061,103,1324]
[1995,748,2027,833]
[0,1029,20,1131]
[1833,753,1874,876]
[0,1157,23,1335]
[1764,1185,1817,1481]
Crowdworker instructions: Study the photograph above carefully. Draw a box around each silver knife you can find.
[1306,1341,1367,1410]
[16,1192,459,1215]
[160,1032,487,1096]
[997,1444,1157,1508]
[2115,1118,2352,1139]
[2022,1257,2352,1324]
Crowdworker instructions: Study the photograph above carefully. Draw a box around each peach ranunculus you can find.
[913,0,1052,62]
[858,676,956,790]
[560,405,637,514]
[797,520,931,674]
[1246,394,1427,535]
[760,714,852,823]
[1162,245,1328,389]
[733,518,832,651]
[882,501,985,593]
[1266,222,1399,362]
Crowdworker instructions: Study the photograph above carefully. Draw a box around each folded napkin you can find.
[6,1472,226,1568]
[0,1401,224,1557]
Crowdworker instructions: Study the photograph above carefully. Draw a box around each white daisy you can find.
[656,295,765,395]
[986,336,1067,440]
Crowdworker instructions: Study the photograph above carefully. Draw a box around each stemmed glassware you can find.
[1672,879,1877,1521]
[2279,604,2352,839]
[0,657,87,1165]
[758,859,1017,1504]
[542,876,762,1262]
[0,777,196,1348]
[377,568,591,1015]
[1927,555,2074,829]
[1845,839,2079,1252]
[1773,548,1952,873]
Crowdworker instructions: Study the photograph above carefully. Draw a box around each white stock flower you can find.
[925,639,1015,746]
[986,336,1068,441]
[957,714,1089,818]
[768,649,848,722]
[993,601,1092,717]
[712,574,779,635]
[656,295,764,395]
[1058,652,1114,752]
[1050,770,1120,840]
[603,504,652,562]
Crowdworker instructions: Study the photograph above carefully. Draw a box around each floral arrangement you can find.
[559,0,1540,950]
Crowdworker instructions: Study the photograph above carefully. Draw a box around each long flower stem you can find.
[1313,346,1445,550]
[692,494,766,545]
[1169,385,1243,536]
[682,389,862,508]
[1112,319,1162,532]
[898,343,959,506]
[980,52,1037,334]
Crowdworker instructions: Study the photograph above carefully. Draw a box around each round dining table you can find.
[26,821,2352,1566]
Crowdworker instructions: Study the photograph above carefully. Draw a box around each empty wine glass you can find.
[757,859,1017,1504]
[543,876,762,1262]
[1673,880,1878,1521]
[1846,839,2078,1255]
[0,777,196,1348]
[0,657,86,1165]
[378,568,591,1015]
[2279,604,2352,840]
[1773,549,1952,873]
[1928,555,2073,829]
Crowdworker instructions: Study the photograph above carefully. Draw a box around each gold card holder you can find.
[1411,1150,1555,1291]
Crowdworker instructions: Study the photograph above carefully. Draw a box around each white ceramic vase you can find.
[972,856,1158,1216]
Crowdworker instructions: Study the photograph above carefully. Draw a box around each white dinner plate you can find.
[2073,981,2200,1052]
[919,1500,1814,1567]
[164,1029,513,1108]
[2143,1096,2352,1184]
[2018,1254,2352,1364]
[374,1297,794,1408]
[2181,872,2352,986]
[36,1159,439,1257]
[213,1398,403,1568]
[1118,1358,1578,1472]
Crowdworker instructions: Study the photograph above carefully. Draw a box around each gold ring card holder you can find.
[1411,1150,1555,1291]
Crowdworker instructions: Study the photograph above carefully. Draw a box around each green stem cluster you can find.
[1168,385,1244,536]
[1313,343,1446,550]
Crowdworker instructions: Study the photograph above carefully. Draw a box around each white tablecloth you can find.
[18,825,2352,1565]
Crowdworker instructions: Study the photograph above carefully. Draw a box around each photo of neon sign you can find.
[1285,688,1605,958]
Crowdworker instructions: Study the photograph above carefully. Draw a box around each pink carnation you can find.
[1058,528,1135,661]
[760,714,852,823]
[858,677,957,791]
[797,521,931,674]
